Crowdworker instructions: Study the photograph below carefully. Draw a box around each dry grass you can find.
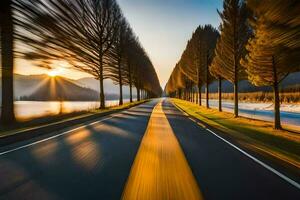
[171,98,300,170]
[206,91,300,103]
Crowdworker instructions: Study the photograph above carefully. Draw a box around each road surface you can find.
[0,99,299,200]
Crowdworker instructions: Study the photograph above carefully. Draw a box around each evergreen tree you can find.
[242,0,300,129]
[212,0,250,117]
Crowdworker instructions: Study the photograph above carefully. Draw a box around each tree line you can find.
[165,0,300,129]
[0,0,162,125]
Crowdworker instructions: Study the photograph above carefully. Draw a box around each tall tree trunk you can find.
[128,62,133,103]
[233,54,238,117]
[205,50,209,108]
[137,86,140,101]
[218,77,222,112]
[234,80,238,117]
[206,83,209,108]
[190,84,193,102]
[192,86,195,103]
[118,60,123,106]
[198,83,202,106]
[186,88,188,101]
[233,9,238,118]
[129,80,133,103]
[272,56,281,129]
[99,56,105,109]
[189,86,192,102]
[0,0,15,124]
[206,51,209,108]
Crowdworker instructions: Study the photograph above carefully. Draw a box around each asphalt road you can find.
[0,99,299,200]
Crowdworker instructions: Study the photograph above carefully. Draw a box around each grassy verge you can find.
[0,100,147,138]
[196,91,300,104]
[171,98,300,170]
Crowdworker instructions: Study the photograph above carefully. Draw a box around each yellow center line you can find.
[122,101,203,200]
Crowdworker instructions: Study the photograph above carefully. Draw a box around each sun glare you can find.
[47,67,64,77]
[48,70,59,77]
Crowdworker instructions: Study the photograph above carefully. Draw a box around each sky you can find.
[15,0,222,88]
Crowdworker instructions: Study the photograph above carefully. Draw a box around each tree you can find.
[200,25,219,108]
[165,64,187,98]
[241,0,300,129]
[165,25,219,106]
[108,18,131,105]
[212,0,250,117]
[175,25,218,107]
[14,0,122,109]
[0,0,16,124]
[134,47,161,99]
[210,62,223,112]
[123,28,137,103]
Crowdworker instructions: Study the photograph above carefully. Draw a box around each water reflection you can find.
[201,99,300,127]
[14,99,133,120]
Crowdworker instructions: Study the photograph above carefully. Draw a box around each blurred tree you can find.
[123,27,137,103]
[173,25,218,107]
[0,0,16,124]
[108,18,130,105]
[14,0,122,109]
[211,0,251,117]
[14,0,161,105]
[200,25,219,108]
[242,0,300,129]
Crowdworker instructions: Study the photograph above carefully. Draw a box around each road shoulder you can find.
[170,98,300,183]
[0,100,148,147]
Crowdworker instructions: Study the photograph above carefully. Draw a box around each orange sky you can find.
[15,58,93,80]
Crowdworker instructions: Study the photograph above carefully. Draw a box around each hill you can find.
[76,77,137,98]
[207,72,300,93]
[0,74,122,101]
[20,76,100,101]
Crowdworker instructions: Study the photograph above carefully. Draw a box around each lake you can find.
[203,99,300,127]
[14,99,131,120]
[11,99,300,128]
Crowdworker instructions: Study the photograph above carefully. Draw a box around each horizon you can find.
[15,0,222,88]
[1,0,299,199]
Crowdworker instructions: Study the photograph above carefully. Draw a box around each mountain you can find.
[14,74,49,98]
[0,74,118,101]
[76,77,137,97]
[207,72,300,93]
[1,71,298,101]
[76,77,118,93]
[20,76,100,101]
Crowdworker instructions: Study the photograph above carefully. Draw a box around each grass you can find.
[171,98,300,170]
[207,91,300,103]
[0,100,148,137]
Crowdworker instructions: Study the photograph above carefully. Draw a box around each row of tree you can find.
[0,0,162,125]
[165,0,300,129]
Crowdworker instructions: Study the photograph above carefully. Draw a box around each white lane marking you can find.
[189,117,197,123]
[172,102,300,190]
[205,128,300,190]
[0,113,122,156]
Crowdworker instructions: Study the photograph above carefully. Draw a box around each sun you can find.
[47,67,64,77]
[47,70,59,77]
